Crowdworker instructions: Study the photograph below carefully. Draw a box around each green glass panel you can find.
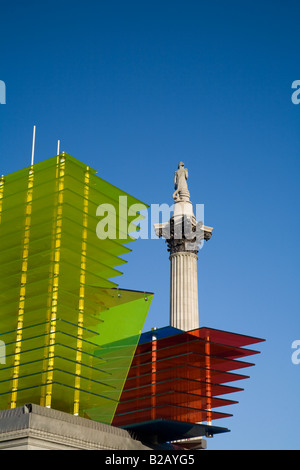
[82,290,153,423]
[0,153,153,424]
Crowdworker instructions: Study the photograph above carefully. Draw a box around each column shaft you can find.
[169,252,199,331]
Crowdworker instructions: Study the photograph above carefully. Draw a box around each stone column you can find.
[154,162,213,332]
[170,251,199,331]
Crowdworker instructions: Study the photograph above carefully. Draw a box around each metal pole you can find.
[31,125,36,166]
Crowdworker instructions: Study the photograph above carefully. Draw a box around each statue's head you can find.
[178,161,184,169]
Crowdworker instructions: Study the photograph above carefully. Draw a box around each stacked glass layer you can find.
[0,153,152,423]
[113,326,264,427]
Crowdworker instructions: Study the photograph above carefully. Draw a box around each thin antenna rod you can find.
[57,139,60,155]
[31,125,36,166]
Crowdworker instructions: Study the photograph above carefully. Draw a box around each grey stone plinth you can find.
[0,404,150,450]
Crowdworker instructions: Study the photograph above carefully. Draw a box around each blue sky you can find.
[1,0,300,450]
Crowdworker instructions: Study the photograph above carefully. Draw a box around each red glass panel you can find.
[113,327,264,427]
[116,390,238,415]
[191,327,265,348]
[121,377,243,401]
[135,338,259,362]
[113,404,233,427]
[125,365,249,388]
[130,352,255,374]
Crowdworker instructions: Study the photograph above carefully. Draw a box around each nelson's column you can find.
[154,162,213,331]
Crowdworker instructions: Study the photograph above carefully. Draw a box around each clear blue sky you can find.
[1,0,299,450]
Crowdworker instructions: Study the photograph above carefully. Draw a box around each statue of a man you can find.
[173,162,189,201]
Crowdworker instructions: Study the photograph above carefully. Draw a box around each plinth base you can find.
[0,404,149,450]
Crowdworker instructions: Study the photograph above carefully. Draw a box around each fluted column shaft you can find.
[169,251,199,331]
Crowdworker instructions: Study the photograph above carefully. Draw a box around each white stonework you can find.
[170,252,199,331]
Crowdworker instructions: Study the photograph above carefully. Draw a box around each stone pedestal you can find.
[0,404,149,450]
